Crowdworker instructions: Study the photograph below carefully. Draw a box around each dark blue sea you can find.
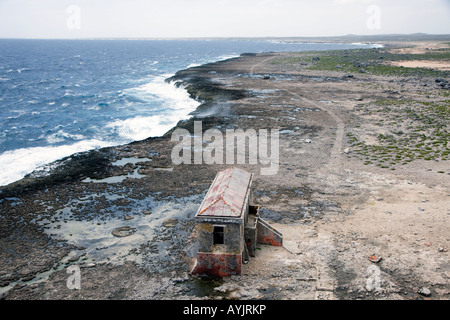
[0,39,379,185]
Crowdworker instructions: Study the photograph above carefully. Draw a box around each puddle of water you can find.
[184,276,225,298]
[82,168,146,184]
[270,104,293,108]
[82,157,152,183]
[111,157,152,166]
[37,193,203,266]
[0,250,80,295]
[2,180,206,296]
[153,167,174,172]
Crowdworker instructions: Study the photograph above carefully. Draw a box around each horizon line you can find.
[1,33,450,41]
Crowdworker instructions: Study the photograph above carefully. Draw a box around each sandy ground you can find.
[388,60,450,71]
[386,41,450,70]
[387,41,450,54]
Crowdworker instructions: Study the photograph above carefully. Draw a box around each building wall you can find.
[196,220,243,254]
[244,225,257,257]
[192,253,242,277]
[257,217,283,246]
[193,219,244,276]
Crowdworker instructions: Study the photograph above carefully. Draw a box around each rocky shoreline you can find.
[1,41,449,300]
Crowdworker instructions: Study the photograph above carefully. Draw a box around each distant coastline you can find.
[2,32,448,42]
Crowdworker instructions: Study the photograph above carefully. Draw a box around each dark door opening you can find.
[213,226,225,245]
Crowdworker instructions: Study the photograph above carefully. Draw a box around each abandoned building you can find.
[191,167,283,277]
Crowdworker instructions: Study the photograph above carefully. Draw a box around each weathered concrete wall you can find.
[194,218,245,276]
[244,226,257,257]
[257,217,283,246]
[242,190,250,224]
[191,253,242,276]
[196,221,243,254]
[245,205,259,257]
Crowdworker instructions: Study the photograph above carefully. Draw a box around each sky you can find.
[0,0,449,39]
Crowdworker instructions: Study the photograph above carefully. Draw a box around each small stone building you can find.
[191,167,282,277]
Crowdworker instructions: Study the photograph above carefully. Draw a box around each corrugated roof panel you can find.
[196,167,252,218]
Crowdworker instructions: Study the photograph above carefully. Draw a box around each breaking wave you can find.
[0,139,116,186]
[105,76,200,141]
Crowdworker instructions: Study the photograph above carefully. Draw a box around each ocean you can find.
[0,39,378,186]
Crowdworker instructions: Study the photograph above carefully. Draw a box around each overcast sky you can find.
[0,0,449,39]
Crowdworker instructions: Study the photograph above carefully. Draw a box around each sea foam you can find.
[105,76,200,141]
[0,76,200,186]
[0,139,115,186]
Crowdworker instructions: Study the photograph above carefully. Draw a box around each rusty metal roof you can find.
[196,167,252,218]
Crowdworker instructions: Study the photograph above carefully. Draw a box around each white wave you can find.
[17,68,31,73]
[107,77,200,141]
[136,75,199,110]
[0,56,232,187]
[0,139,115,186]
[44,130,85,144]
[351,42,384,48]
[105,115,172,141]
[217,54,240,61]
